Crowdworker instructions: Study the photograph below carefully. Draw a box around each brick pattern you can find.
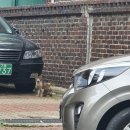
[2,1,130,87]
[91,14,130,61]
[7,15,87,87]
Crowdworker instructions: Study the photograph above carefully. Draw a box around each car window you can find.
[0,17,13,34]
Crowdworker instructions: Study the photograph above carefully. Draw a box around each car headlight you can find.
[23,49,42,59]
[74,64,129,91]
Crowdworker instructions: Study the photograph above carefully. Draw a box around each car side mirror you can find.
[12,27,25,37]
[13,27,20,34]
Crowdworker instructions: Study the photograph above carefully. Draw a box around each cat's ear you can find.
[38,74,43,80]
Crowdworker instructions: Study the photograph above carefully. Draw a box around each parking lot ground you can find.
[0,85,63,119]
[0,85,65,130]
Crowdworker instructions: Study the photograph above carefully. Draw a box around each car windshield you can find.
[0,17,13,34]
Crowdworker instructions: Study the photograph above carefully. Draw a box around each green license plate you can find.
[0,64,12,75]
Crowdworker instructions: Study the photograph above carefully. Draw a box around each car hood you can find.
[74,54,130,75]
[0,34,24,50]
[0,34,38,51]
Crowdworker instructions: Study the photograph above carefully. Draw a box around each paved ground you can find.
[0,85,62,119]
[0,84,65,130]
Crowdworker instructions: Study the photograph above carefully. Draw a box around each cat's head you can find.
[35,75,43,83]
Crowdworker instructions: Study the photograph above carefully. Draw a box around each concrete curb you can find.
[3,123,62,127]
[2,119,62,127]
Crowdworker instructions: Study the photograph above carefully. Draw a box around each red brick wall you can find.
[90,1,130,61]
[91,14,130,61]
[4,5,87,87]
[1,1,130,87]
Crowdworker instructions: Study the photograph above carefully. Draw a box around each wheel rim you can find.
[123,123,130,130]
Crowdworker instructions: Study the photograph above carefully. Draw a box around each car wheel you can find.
[106,107,130,130]
[15,82,35,92]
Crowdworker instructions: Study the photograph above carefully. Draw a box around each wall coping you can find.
[1,0,130,18]
[0,2,83,18]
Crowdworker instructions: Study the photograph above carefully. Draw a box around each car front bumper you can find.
[61,83,118,130]
[0,58,43,84]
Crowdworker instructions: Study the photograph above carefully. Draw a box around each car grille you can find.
[0,50,21,62]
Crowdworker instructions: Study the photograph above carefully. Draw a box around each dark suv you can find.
[0,17,43,92]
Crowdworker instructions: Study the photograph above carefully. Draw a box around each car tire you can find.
[15,82,35,92]
[106,107,130,130]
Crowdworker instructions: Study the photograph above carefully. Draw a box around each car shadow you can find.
[0,84,35,95]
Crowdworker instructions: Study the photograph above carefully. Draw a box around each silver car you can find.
[61,54,130,130]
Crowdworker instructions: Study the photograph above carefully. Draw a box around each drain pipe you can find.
[81,6,93,64]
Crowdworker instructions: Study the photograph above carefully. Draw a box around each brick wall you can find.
[1,1,130,87]
[3,4,88,87]
[91,14,130,61]
[89,1,130,61]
